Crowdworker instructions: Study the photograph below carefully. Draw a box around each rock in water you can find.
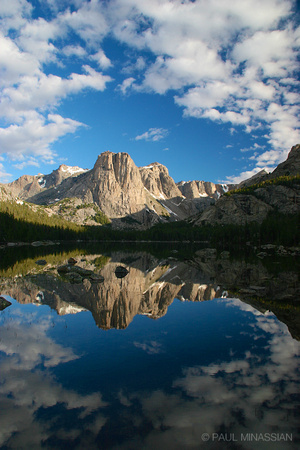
[35,259,47,265]
[0,296,12,311]
[115,266,129,278]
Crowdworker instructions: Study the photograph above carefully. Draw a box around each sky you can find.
[0,0,299,185]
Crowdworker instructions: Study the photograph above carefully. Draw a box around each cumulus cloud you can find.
[90,49,112,69]
[0,0,299,181]
[118,76,136,94]
[61,44,86,58]
[0,163,12,183]
[0,114,84,161]
[135,127,169,142]
[0,2,113,176]
[108,0,299,175]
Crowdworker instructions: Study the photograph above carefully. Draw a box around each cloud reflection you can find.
[0,307,107,448]
[117,299,300,449]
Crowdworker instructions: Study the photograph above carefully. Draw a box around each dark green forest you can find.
[0,198,299,250]
[225,174,300,196]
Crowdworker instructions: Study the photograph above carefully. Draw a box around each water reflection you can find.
[0,249,299,448]
[0,307,107,448]
[0,249,299,336]
[0,251,225,330]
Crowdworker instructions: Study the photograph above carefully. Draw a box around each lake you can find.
[0,244,299,449]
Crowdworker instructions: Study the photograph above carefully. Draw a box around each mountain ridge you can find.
[1,144,299,229]
[0,151,231,228]
[193,144,300,226]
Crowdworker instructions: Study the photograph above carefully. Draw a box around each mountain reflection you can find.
[0,251,224,330]
[0,249,299,337]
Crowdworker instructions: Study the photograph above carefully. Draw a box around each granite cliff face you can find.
[177,180,230,199]
[0,151,231,228]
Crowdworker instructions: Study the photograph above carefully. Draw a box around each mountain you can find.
[193,144,300,226]
[1,144,298,230]
[0,151,230,229]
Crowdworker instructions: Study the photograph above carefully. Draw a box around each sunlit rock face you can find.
[0,145,298,228]
[177,180,229,199]
[0,151,231,228]
[140,162,183,200]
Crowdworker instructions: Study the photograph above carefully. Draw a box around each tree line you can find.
[0,200,298,249]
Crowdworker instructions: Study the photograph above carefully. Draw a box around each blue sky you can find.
[0,0,299,185]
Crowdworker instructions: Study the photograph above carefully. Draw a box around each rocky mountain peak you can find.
[237,169,269,189]
[270,143,300,178]
[139,161,182,200]
[92,151,140,189]
[177,180,230,199]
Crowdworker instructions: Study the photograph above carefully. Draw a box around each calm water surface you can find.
[0,248,299,449]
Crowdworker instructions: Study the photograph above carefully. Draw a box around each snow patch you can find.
[38,178,46,188]
[161,203,179,216]
[141,164,155,169]
[161,266,177,279]
[171,198,185,206]
[60,166,88,175]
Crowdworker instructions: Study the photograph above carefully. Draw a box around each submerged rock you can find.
[115,266,129,278]
[0,296,12,310]
[57,263,102,282]
[35,259,47,266]
[90,273,105,283]
[68,257,77,265]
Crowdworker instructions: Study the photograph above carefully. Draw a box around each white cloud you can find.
[90,49,112,69]
[108,0,299,175]
[61,1,108,46]
[0,163,12,183]
[0,0,298,180]
[232,29,298,78]
[225,167,271,185]
[0,33,40,88]
[13,158,40,170]
[118,77,136,94]
[135,127,169,142]
[0,113,84,161]
[61,44,86,58]
[0,1,114,172]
